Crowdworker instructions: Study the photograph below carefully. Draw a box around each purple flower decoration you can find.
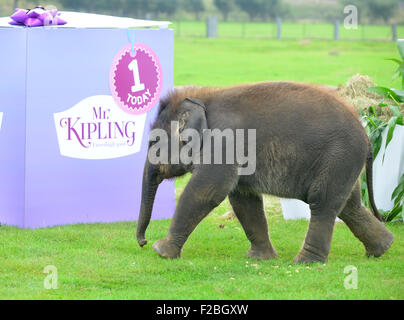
[9,7,67,27]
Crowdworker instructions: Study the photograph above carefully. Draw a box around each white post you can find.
[276,17,282,40]
[206,16,218,39]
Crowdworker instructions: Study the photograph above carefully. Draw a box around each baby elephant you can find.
[136,82,394,264]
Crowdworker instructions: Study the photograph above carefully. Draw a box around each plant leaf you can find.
[369,105,378,116]
[387,105,404,125]
[392,173,404,201]
[384,202,402,222]
[391,89,404,101]
[365,115,378,128]
[368,86,403,103]
[382,117,397,163]
[397,41,404,60]
[392,70,401,81]
[392,184,404,202]
[371,130,383,160]
[385,58,403,65]
[393,190,404,206]
[360,173,370,207]
[401,204,404,222]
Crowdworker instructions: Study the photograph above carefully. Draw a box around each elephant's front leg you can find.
[153,165,239,259]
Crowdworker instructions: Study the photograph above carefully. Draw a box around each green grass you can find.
[174,38,401,88]
[1,189,403,300]
[1,37,404,299]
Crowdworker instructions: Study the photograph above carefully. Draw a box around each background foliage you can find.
[1,0,404,23]
[360,53,404,222]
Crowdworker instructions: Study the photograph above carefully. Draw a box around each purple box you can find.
[0,13,175,228]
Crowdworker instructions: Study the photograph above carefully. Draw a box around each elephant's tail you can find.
[366,145,385,222]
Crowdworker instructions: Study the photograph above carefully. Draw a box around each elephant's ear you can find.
[178,98,208,138]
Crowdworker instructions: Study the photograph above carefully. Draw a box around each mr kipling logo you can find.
[54,95,147,160]
[59,106,136,148]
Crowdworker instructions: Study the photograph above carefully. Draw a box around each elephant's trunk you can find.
[137,160,161,247]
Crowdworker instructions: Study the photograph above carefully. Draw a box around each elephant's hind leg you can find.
[294,158,360,264]
[338,182,394,257]
[229,188,277,260]
[293,204,340,264]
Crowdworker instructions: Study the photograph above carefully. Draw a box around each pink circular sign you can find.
[110,43,162,115]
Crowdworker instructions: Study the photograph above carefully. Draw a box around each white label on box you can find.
[0,112,3,130]
[54,95,147,160]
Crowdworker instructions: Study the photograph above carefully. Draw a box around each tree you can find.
[122,0,152,17]
[153,0,178,19]
[58,0,114,14]
[366,0,398,23]
[260,0,286,20]
[59,0,179,19]
[339,0,398,24]
[235,0,261,21]
[185,0,205,20]
[214,0,233,21]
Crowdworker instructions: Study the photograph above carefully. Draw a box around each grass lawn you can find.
[174,38,401,88]
[1,187,403,299]
[0,38,403,300]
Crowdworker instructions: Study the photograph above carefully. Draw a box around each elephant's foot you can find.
[153,237,182,259]
[364,229,394,258]
[247,244,278,260]
[293,246,328,264]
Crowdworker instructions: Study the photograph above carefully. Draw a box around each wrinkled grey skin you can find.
[137,82,394,263]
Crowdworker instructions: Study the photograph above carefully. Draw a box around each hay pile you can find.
[337,73,404,122]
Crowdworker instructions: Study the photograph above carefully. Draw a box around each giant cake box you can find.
[0,12,175,228]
